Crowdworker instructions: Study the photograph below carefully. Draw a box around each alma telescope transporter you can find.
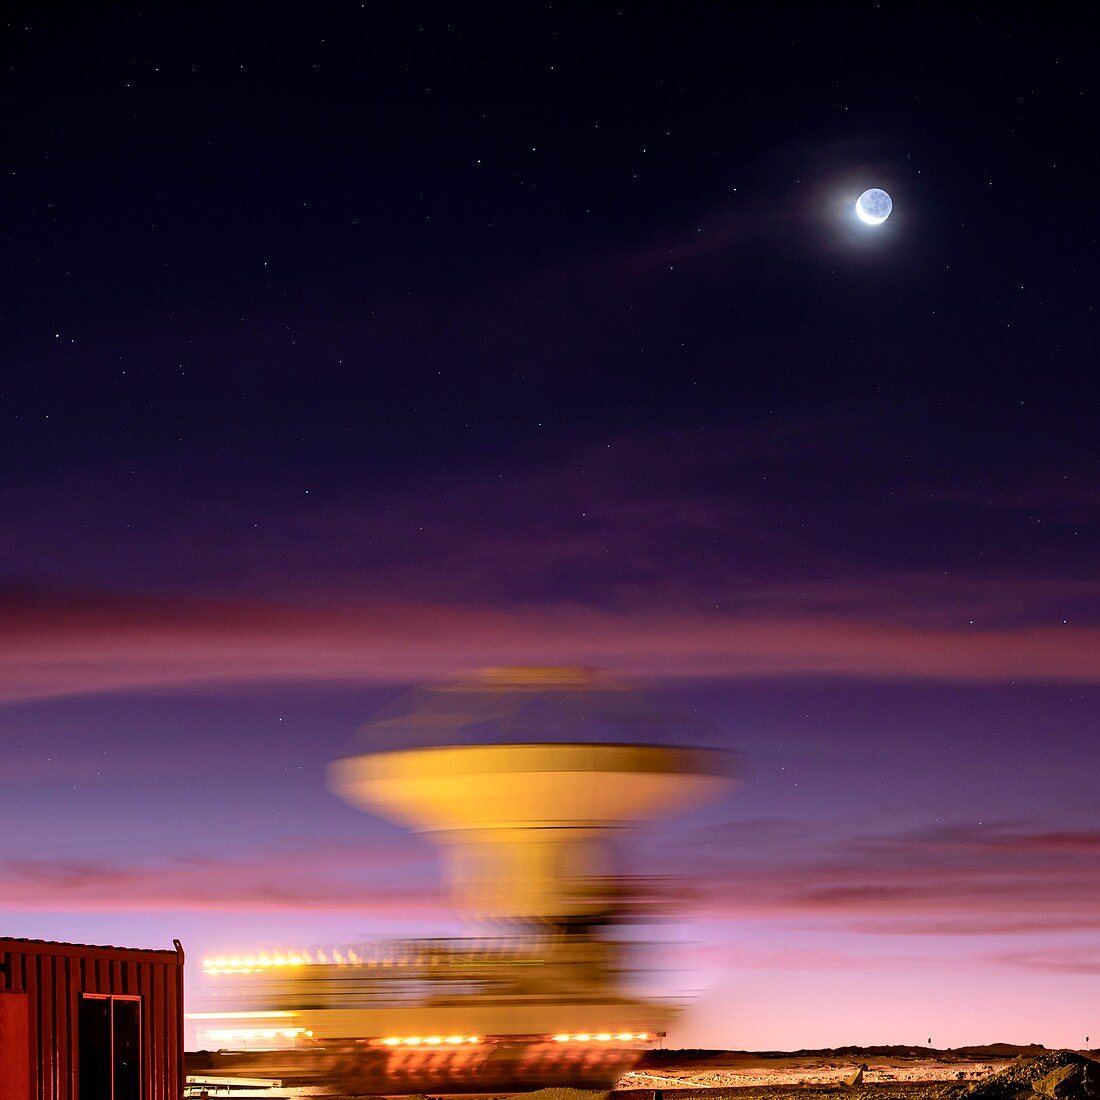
[196,667,736,1093]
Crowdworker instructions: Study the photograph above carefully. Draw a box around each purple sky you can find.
[2,676,1096,1048]
[2,4,1098,1049]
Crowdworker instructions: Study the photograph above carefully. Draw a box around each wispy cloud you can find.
[666,942,949,972]
[0,840,444,914]
[1,417,1095,702]
[983,947,1100,975]
[1,588,1099,704]
[6,417,1094,610]
[658,821,1100,937]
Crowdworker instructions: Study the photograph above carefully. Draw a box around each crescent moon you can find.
[855,201,887,226]
[855,188,892,226]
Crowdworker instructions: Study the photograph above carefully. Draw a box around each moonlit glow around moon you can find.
[855,187,893,225]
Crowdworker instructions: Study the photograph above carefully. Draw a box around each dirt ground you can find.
[617,1053,1015,1092]
[183,1048,1051,1098]
[618,1088,959,1100]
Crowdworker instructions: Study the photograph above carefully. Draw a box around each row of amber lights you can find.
[553,1032,649,1043]
[202,949,483,975]
[375,1032,648,1047]
[203,951,341,975]
[381,1036,482,1047]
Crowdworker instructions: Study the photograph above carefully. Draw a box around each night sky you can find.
[2,4,1098,1049]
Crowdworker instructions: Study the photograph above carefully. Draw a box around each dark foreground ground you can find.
[184,1046,1100,1099]
[617,1086,952,1100]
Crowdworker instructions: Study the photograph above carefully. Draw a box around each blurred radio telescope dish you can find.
[198,668,740,1094]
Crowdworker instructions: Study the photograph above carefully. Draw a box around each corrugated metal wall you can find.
[0,938,184,1100]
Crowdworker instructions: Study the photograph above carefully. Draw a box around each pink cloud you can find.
[665,942,944,971]
[661,823,1100,936]
[984,948,1100,976]
[0,841,445,914]
[0,590,1098,704]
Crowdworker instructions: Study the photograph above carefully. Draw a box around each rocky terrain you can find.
[616,1048,1099,1100]
[948,1052,1099,1100]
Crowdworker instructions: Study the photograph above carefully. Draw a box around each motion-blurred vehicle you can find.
[192,668,736,1093]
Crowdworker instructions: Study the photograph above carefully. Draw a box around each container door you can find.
[0,992,31,1100]
[112,999,140,1100]
[79,995,142,1100]
[79,996,112,1100]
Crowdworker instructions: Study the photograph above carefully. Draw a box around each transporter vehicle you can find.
[194,668,736,1093]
